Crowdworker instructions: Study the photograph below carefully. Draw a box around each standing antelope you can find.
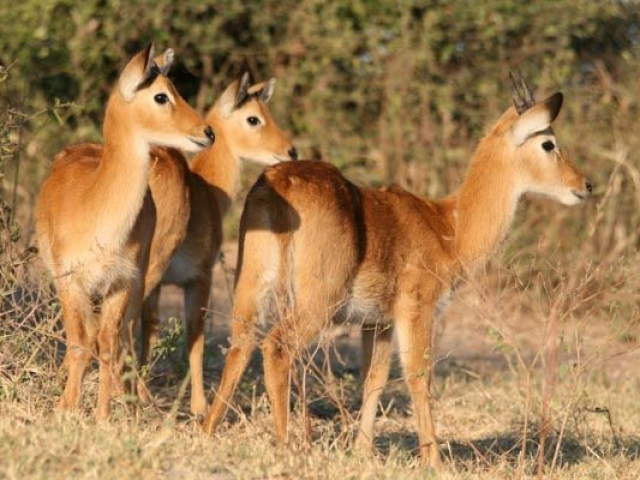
[202,78,592,467]
[139,73,297,417]
[35,45,214,420]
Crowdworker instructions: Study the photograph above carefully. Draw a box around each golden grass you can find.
[1,365,639,479]
[2,234,640,479]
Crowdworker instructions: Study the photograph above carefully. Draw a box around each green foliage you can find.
[152,316,188,376]
[0,66,15,184]
[2,1,638,185]
[1,0,639,264]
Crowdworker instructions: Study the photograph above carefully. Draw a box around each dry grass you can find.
[2,226,640,479]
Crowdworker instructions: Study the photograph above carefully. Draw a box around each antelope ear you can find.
[511,92,563,145]
[259,78,276,103]
[118,43,156,102]
[216,73,250,117]
[235,71,253,108]
[153,48,175,76]
[248,78,276,103]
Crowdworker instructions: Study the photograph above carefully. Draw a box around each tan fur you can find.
[202,91,592,467]
[139,74,296,417]
[34,45,213,420]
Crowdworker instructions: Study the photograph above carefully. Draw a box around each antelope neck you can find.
[190,110,239,218]
[88,98,152,251]
[451,139,520,266]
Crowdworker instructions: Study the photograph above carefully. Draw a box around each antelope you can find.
[202,77,593,467]
[139,72,297,417]
[56,60,199,403]
[34,45,214,420]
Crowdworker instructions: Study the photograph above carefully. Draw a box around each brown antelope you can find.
[202,78,592,467]
[35,45,214,420]
[139,73,297,417]
[55,50,199,402]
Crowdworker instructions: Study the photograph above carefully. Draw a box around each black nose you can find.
[204,126,215,143]
[288,147,298,161]
[586,180,594,194]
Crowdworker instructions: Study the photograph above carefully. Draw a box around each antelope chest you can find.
[56,248,138,297]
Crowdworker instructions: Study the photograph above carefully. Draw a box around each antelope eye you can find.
[154,93,169,105]
[542,140,555,152]
[247,116,261,126]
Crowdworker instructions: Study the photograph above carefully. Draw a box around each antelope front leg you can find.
[136,285,160,406]
[95,288,130,421]
[184,278,211,419]
[122,276,149,407]
[140,284,161,372]
[395,311,441,469]
[56,284,92,411]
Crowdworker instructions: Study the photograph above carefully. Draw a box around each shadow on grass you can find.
[374,428,640,469]
[146,326,640,472]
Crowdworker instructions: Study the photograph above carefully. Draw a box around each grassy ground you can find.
[2,233,639,479]
[1,373,639,480]
[3,27,640,477]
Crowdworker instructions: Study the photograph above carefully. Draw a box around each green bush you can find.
[0,0,639,255]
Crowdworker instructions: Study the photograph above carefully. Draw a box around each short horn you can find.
[510,70,536,115]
